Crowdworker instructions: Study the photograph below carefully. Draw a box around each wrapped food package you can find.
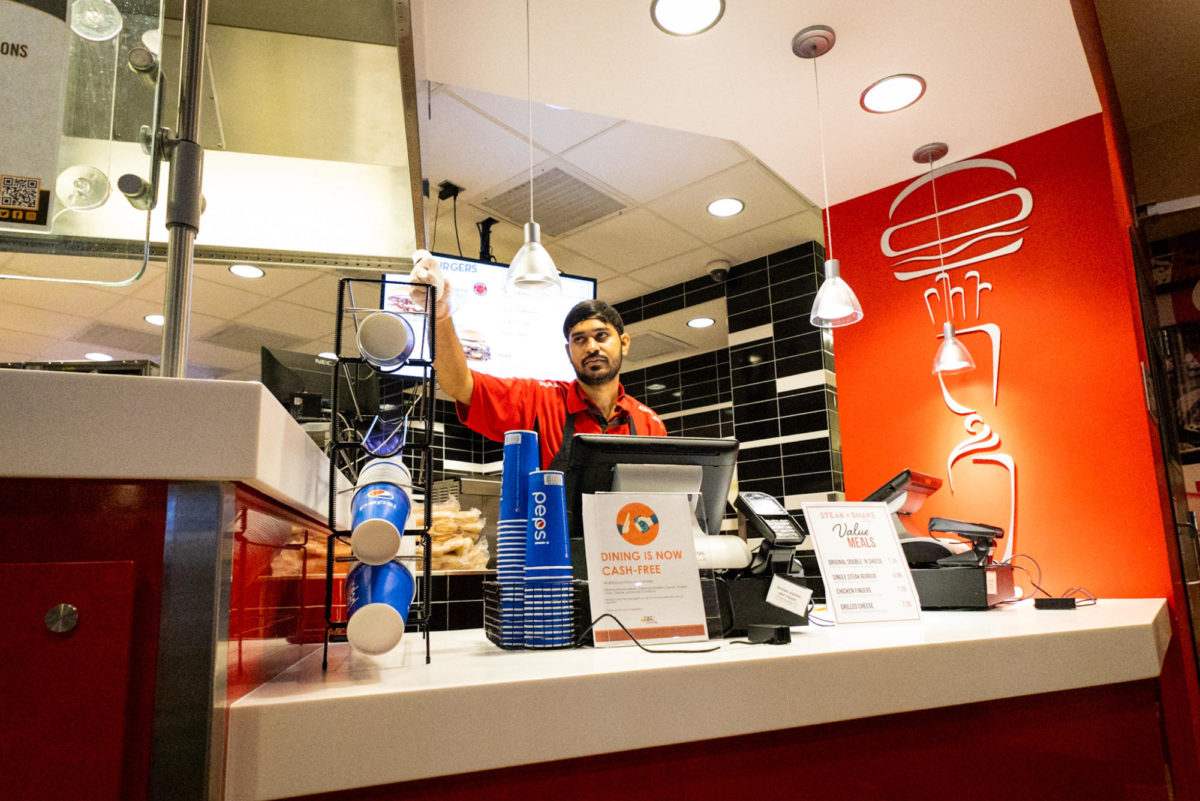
[411,496,491,572]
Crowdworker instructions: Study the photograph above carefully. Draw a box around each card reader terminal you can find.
[735,491,806,546]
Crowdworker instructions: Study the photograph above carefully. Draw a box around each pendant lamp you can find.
[914,142,976,376]
[794,25,862,329]
[505,0,562,295]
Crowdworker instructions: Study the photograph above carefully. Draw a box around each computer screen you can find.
[382,252,597,381]
[861,468,942,514]
[564,434,739,539]
[260,347,380,422]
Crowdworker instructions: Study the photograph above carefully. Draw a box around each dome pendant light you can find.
[914,142,976,376]
[795,25,862,329]
[506,0,562,296]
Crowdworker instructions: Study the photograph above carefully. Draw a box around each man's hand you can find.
[409,249,453,320]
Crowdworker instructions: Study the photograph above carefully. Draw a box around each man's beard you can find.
[575,351,622,386]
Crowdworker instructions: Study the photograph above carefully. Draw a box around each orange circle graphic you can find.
[615,502,659,546]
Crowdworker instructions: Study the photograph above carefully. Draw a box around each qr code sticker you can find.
[2,175,40,210]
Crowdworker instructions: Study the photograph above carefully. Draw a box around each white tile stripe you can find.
[658,401,732,421]
[775,369,836,394]
[728,323,774,347]
[739,429,830,451]
[409,420,447,433]
[443,459,503,474]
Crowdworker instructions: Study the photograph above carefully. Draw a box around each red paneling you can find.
[227,486,330,703]
[831,115,1172,601]
[0,560,136,801]
[0,480,168,801]
[292,680,1168,801]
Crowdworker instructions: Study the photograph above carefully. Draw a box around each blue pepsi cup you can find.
[345,560,415,655]
[524,470,571,581]
[351,458,413,565]
[356,310,415,372]
[500,430,539,521]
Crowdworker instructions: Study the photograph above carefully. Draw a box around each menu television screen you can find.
[383,253,596,381]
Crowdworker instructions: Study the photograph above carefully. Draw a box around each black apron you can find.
[545,406,638,473]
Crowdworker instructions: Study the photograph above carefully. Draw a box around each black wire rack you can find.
[322,277,437,668]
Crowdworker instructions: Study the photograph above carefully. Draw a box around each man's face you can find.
[566,318,630,387]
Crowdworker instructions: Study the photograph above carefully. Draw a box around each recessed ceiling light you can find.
[860,74,926,113]
[650,0,724,36]
[144,313,165,326]
[229,264,264,279]
[647,383,666,391]
[707,197,744,217]
[318,351,337,360]
[687,317,715,329]
[545,103,570,110]
[85,352,114,361]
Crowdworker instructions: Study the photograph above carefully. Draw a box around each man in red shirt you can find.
[410,251,666,469]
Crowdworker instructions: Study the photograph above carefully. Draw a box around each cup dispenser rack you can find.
[323,277,437,667]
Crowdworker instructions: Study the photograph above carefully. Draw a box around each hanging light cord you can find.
[929,160,952,325]
[812,56,832,260]
[526,0,534,224]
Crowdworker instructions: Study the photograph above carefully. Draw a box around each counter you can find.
[226,598,1170,800]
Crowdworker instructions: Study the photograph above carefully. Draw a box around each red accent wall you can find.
[831,114,1172,599]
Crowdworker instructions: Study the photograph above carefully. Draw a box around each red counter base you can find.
[297,679,1169,801]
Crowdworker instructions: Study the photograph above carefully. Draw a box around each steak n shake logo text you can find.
[880,158,1029,561]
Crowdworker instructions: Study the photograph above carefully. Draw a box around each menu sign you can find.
[581,492,708,647]
[801,501,921,624]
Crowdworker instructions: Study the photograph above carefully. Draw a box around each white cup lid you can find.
[351,519,404,565]
[358,458,413,489]
[356,311,413,364]
[346,603,405,655]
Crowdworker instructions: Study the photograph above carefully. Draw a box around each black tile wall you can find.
[430,240,844,608]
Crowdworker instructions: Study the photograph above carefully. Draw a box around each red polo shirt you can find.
[457,370,667,469]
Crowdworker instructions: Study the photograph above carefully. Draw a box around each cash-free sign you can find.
[582,493,708,647]
[801,501,921,624]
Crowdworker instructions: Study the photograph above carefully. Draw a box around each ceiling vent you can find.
[479,167,625,237]
[201,323,306,352]
[75,323,165,357]
[626,330,696,363]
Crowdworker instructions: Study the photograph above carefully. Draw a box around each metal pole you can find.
[160,0,210,377]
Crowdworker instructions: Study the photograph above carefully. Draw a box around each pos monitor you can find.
[563,434,739,539]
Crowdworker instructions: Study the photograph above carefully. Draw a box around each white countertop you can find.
[225,598,1170,800]
[0,369,339,522]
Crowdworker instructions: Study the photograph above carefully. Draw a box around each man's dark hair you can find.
[562,300,625,339]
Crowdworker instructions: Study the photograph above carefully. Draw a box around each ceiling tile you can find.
[544,247,616,282]
[419,90,538,200]
[0,304,91,339]
[713,211,826,265]
[0,330,60,360]
[627,246,736,290]
[596,274,653,304]
[561,121,747,203]
[0,279,124,316]
[190,276,273,319]
[555,208,703,271]
[645,161,814,244]
[95,296,226,340]
[277,272,343,312]
[0,253,146,286]
[237,299,337,341]
[188,339,263,372]
[193,262,326,298]
[447,86,621,155]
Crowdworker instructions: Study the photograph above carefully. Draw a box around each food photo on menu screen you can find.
[384,254,596,380]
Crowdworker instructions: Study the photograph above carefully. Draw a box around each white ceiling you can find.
[1,0,1190,380]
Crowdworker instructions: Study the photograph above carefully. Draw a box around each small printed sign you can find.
[582,492,708,647]
[801,501,921,624]
[765,575,813,620]
[1,1,70,232]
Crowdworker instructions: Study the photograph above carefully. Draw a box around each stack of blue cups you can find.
[496,430,539,647]
[524,470,574,649]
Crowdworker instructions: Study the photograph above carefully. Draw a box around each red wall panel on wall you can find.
[831,114,1171,598]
